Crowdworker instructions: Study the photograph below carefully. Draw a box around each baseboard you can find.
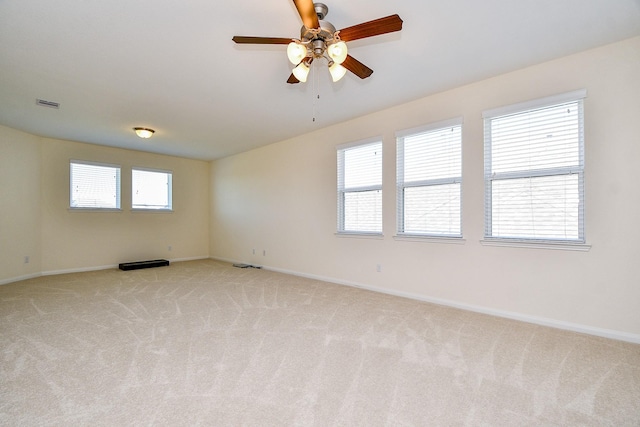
[7,256,211,281]
[0,272,42,286]
[210,255,248,265]
[209,257,640,345]
[41,264,119,276]
[169,256,210,263]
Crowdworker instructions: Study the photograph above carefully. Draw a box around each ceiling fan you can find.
[232,0,403,84]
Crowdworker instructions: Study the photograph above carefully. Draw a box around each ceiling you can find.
[1,1,639,161]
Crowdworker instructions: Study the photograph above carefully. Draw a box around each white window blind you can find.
[337,140,383,234]
[132,168,172,210]
[484,92,585,242]
[70,161,121,209]
[397,120,462,237]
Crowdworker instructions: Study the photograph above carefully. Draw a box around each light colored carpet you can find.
[1,259,639,426]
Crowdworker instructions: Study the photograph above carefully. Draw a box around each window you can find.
[132,168,172,210]
[337,140,383,234]
[483,90,586,242]
[396,118,462,237]
[70,161,121,209]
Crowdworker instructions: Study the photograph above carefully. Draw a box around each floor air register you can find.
[119,259,170,271]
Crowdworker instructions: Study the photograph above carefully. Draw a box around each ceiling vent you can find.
[36,99,60,109]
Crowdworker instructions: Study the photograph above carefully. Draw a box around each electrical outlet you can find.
[168,245,172,251]
[263,250,266,256]
[24,256,30,264]
[376,264,382,272]
[252,248,255,255]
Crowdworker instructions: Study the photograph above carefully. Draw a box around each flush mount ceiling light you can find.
[133,127,155,138]
[233,1,402,84]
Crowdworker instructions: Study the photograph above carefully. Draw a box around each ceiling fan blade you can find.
[287,74,300,84]
[292,0,319,29]
[232,36,292,45]
[342,55,373,79]
[338,14,403,42]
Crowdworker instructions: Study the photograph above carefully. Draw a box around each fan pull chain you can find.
[312,60,320,123]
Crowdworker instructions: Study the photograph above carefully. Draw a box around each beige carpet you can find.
[1,259,639,426]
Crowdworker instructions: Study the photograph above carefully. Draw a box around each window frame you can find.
[396,117,463,239]
[69,160,121,211]
[131,167,173,211]
[336,138,383,236]
[482,90,587,247]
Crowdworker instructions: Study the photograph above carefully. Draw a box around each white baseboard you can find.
[41,264,119,276]
[210,257,640,345]
[3,256,211,284]
[169,256,210,263]
[0,273,42,286]
[40,256,210,276]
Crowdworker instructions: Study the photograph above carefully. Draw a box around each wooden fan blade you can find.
[342,55,373,79]
[232,36,292,45]
[338,14,403,42]
[292,0,319,29]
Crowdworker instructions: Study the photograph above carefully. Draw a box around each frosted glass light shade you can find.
[292,62,310,82]
[134,127,155,138]
[329,62,347,82]
[287,42,307,65]
[327,41,348,64]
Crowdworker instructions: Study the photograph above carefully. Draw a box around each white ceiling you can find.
[1,0,639,161]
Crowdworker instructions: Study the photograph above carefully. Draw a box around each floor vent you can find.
[119,259,169,271]
[233,263,261,269]
[36,99,60,109]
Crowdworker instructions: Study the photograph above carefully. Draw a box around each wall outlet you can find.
[168,245,172,251]
[376,263,382,272]
[263,250,266,256]
[24,256,30,264]
[252,248,255,255]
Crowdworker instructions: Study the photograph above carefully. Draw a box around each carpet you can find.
[1,259,639,425]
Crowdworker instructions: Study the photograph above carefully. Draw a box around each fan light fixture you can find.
[287,42,307,65]
[286,37,348,83]
[292,61,310,83]
[329,61,347,82]
[134,127,155,138]
[327,41,347,64]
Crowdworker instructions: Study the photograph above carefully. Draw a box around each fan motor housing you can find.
[300,20,336,42]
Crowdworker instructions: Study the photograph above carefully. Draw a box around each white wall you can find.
[210,37,640,340]
[0,125,42,282]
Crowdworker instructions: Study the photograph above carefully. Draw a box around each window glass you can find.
[132,169,172,210]
[484,95,585,242]
[397,122,462,237]
[337,141,383,234]
[70,161,121,209]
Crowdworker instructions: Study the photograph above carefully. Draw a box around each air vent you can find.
[36,99,60,109]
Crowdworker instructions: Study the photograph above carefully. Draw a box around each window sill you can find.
[394,234,466,245]
[480,239,591,252]
[335,232,384,240]
[131,209,173,213]
[68,208,122,212]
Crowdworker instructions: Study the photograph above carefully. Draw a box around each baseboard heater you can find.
[119,259,170,271]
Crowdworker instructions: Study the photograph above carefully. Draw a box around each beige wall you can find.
[0,125,42,282]
[40,138,210,272]
[0,127,210,282]
[210,37,640,339]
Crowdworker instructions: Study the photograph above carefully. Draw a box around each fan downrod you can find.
[314,3,328,20]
